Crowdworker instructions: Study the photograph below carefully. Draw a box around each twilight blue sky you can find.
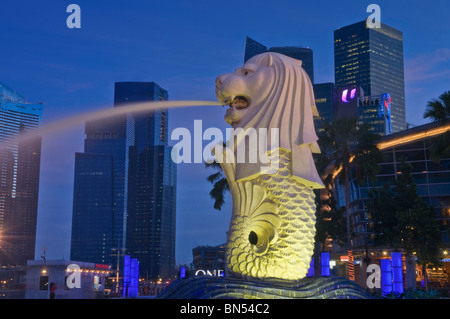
[1,0,449,265]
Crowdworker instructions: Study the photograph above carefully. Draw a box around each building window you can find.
[39,276,49,290]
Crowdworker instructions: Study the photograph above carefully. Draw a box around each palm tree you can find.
[423,91,450,123]
[205,160,229,210]
[423,91,450,162]
[320,117,382,250]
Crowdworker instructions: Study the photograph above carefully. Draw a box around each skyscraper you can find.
[70,82,177,280]
[71,102,133,264]
[116,82,177,280]
[244,36,315,84]
[0,83,42,265]
[313,82,337,134]
[334,20,406,133]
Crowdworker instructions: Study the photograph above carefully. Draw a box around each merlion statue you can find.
[214,52,324,281]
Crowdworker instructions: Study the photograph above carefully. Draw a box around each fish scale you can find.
[226,149,317,280]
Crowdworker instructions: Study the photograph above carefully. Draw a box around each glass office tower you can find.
[334,20,406,133]
[71,82,177,279]
[313,82,337,134]
[244,36,315,84]
[0,82,42,265]
[71,106,134,264]
[115,82,177,280]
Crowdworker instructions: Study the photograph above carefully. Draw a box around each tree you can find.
[205,160,229,210]
[313,144,348,253]
[320,117,382,250]
[423,90,450,163]
[423,90,450,124]
[314,187,347,250]
[368,162,443,291]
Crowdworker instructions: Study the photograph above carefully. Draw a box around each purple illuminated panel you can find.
[341,88,357,103]
[382,93,392,133]
[341,89,349,103]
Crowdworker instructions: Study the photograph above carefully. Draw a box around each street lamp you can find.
[110,247,127,294]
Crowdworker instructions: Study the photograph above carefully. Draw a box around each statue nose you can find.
[215,74,228,89]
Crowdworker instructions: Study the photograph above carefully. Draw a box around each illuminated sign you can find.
[341,88,357,103]
[195,269,225,277]
[340,255,349,262]
[347,251,355,281]
[95,264,110,269]
[382,93,392,133]
[335,86,362,119]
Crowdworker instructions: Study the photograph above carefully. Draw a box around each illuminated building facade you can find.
[24,260,111,299]
[192,244,225,275]
[334,122,450,288]
[357,93,392,135]
[334,20,406,133]
[314,83,391,136]
[0,83,42,265]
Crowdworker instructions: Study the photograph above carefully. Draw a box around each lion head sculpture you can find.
[215,52,324,189]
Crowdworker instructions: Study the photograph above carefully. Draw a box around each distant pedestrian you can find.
[50,282,56,299]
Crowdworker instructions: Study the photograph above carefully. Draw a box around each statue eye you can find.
[243,69,252,76]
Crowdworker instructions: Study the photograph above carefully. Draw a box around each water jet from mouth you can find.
[0,100,224,148]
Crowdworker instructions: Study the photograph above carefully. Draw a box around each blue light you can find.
[381,259,392,295]
[180,266,186,278]
[123,255,131,297]
[321,252,330,277]
[129,258,139,297]
[381,94,392,133]
[123,255,139,297]
[307,259,315,277]
[391,252,403,294]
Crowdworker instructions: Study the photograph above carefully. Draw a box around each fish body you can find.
[220,149,316,281]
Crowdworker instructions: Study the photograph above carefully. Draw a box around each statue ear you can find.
[260,54,273,67]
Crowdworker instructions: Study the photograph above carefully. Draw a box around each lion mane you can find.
[219,52,324,189]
